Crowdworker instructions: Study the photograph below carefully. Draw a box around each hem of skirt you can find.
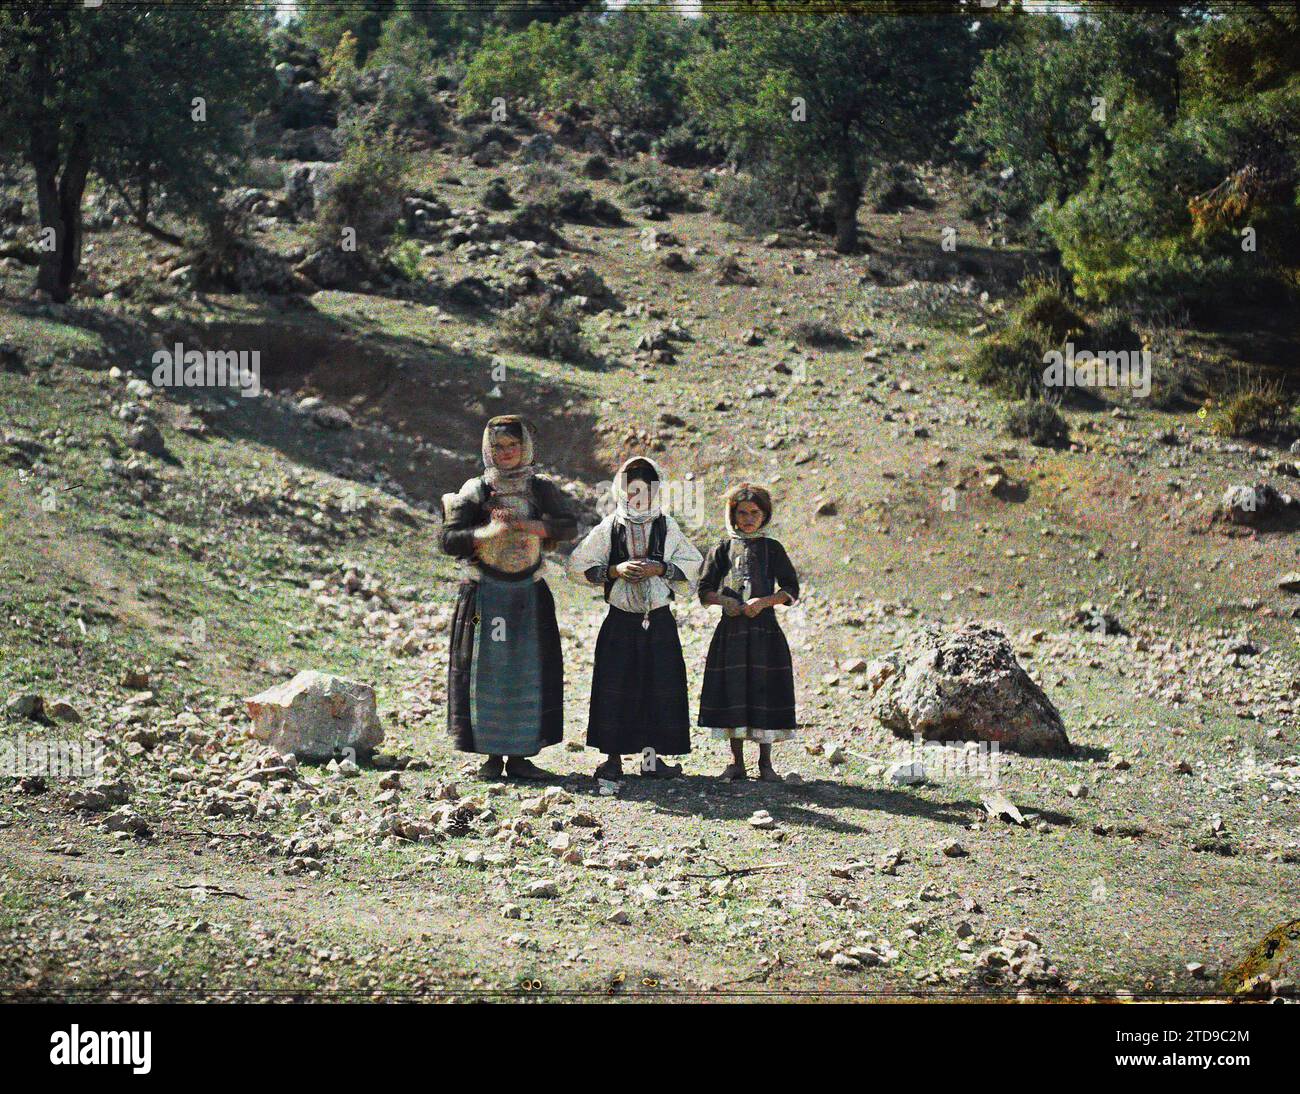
[709,727,796,742]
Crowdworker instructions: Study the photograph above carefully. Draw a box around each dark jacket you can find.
[441,475,578,577]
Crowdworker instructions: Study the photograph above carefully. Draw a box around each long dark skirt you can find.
[698,609,797,733]
[448,575,564,755]
[587,605,691,757]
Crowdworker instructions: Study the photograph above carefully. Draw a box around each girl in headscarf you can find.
[568,457,703,781]
[697,483,800,782]
[441,415,577,779]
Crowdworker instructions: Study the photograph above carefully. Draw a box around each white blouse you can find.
[567,513,702,614]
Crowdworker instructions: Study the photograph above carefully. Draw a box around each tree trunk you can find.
[109,177,184,246]
[32,132,63,300]
[832,156,862,254]
[31,126,89,303]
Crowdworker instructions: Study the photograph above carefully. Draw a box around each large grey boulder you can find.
[1220,482,1290,527]
[245,671,383,762]
[869,623,1070,754]
[285,162,338,221]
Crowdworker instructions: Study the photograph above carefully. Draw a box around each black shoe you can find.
[593,759,623,781]
[505,757,551,781]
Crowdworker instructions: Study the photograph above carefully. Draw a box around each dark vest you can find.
[603,515,668,602]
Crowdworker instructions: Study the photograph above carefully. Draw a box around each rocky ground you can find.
[1,98,1298,1001]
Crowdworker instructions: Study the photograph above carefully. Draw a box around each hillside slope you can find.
[1,114,1297,999]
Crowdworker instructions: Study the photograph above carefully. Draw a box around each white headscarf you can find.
[481,415,534,496]
[571,456,703,620]
[612,455,663,526]
[723,484,773,601]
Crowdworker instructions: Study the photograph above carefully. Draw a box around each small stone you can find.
[5,693,44,719]
[45,699,82,723]
[887,761,925,786]
[126,422,166,456]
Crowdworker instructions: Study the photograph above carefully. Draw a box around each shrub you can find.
[482,177,514,211]
[792,320,849,348]
[459,21,588,115]
[653,121,723,168]
[581,11,699,131]
[313,123,410,254]
[1081,306,1143,355]
[388,239,424,282]
[866,163,932,213]
[966,322,1056,398]
[501,296,588,362]
[1005,399,1070,448]
[712,168,820,235]
[1210,375,1289,438]
[515,163,610,223]
[958,175,1030,224]
[618,162,691,212]
[1010,276,1088,343]
[242,158,286,191]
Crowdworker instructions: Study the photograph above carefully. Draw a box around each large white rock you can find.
[245,671,383,762]
[870,623,1070,754]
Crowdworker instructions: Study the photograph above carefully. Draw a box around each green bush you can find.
[653,121,722,168]
[459,10,698,132]
[243,158,286,191]
[1210,376,1289,438]
[521,163,620,224]
[1081,307,1143,355]
[1005,399,1070,448]
[581,11,699,131]
[482,177,514,211]
[1010,276,1088,344]
[388,239,424,282]
[618,163,691,212]
[966,322,1056,398]
[459,21,588,114]
[712,168,820,235]
[501,296,589,362]
[866,163,932,213]
[313,123,410,254]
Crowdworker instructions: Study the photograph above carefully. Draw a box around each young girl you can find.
[568,457,703,781]
[441,415,577,780]
[698,484,800,781]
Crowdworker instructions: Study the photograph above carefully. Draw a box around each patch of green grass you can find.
[1209,374,1289,437]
